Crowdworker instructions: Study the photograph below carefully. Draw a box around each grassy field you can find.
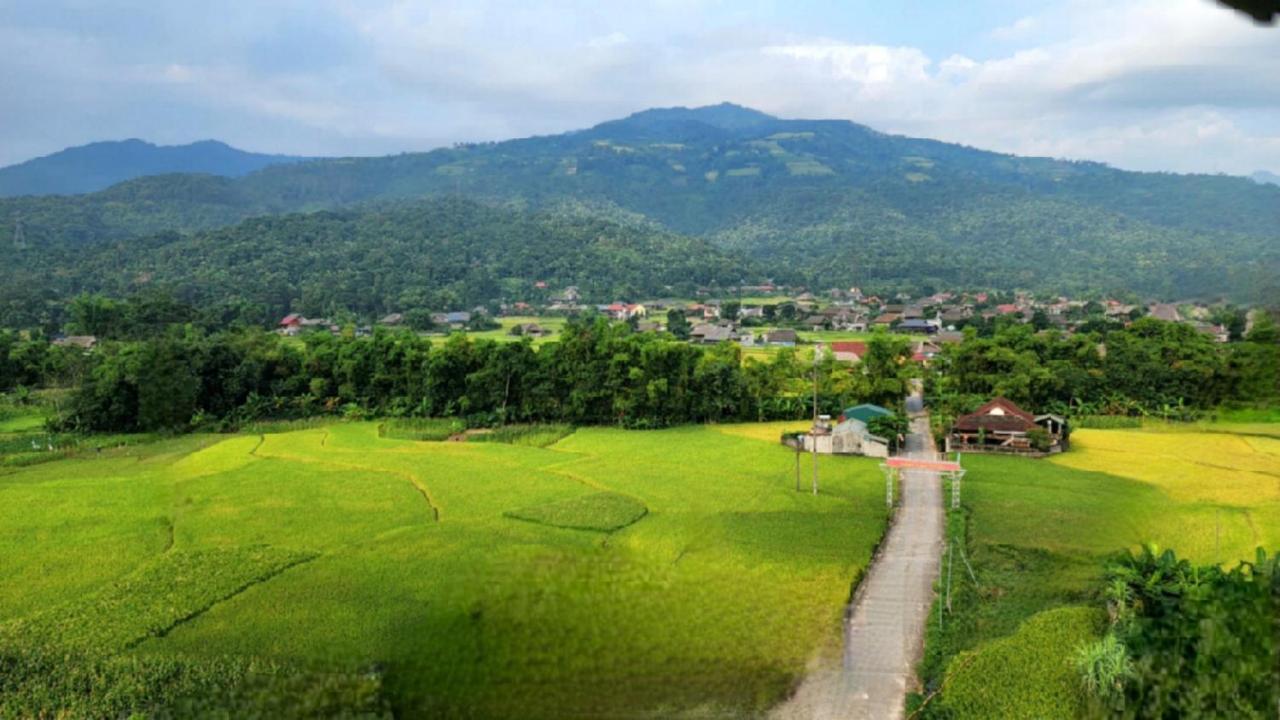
[455,315,569,344]
[0,420,886,717]
[919,422,1280,718]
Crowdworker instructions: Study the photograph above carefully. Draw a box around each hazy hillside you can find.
[0,139,305,197]
[2,104,1277,302]
[1254,170,1280,186]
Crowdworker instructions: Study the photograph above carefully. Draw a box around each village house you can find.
[873,312,901,327]
[946,397,1068,455]
[691,323,737,344]
[1192,322,1230,343]
[1105,301,1136,319]
[278,313,303,336]
[277,314,337,336]
[800,415,890,458]
[1148,303,1182,322]
[52,335,97,351]
[511,323,550,337]
[830,341,869,363]
[379,313,404,326]
[799,315,829,331]
[763,329,798,346]
[431,311,472,328]
[896,318,938,335]
[939,306,972,325]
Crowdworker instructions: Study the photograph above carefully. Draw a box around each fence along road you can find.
[773,391,944,720]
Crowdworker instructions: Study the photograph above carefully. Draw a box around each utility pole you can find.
[811,343,821,495]
[794,441,801,492]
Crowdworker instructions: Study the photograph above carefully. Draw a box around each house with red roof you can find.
[278,313,303,336]
[946,397,1067,455]
[830,341,869,363]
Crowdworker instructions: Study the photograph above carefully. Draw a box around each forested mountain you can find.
[2,104,1278,305]
[0,198,749,327]
[0,139,304,197]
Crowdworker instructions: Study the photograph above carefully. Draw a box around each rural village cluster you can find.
[252,283,1250,459]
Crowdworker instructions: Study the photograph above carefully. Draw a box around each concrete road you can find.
[773,396,944,720]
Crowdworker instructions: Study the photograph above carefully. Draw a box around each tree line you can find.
[57,319,918,433]
[3,311,1275,435]
[927,315,1280,423]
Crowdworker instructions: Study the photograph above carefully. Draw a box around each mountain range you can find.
[0,139,304,197]
[1253,170,1280,186]
[1,104,1277,323]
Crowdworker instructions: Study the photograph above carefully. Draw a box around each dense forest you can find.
[2,104,1277,309]
[0,199,750,328]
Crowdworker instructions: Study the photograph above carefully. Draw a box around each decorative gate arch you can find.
[880,455,966,509]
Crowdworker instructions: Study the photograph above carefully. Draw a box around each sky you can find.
[1,0,1278,176]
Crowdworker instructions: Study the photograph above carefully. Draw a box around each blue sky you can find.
[1,0,1277,175]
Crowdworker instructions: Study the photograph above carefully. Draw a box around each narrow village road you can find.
[773,391,944,720]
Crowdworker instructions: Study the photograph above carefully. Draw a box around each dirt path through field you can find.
[773,390,944,720]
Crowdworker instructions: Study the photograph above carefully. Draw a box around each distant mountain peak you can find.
[620,103,777,130]
[1251,170,1280,186]
[0,139,307,198]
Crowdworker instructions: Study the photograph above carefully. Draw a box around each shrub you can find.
[1074,415,1142,429]
[941,606,1103,719]
[1103,547,1280,717]
[1027,427,1051,452]
[379,418,462,442]
[469,423,573,447]
[1075,634,1132,703]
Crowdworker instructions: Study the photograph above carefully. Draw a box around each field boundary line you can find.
[125,552,319,649]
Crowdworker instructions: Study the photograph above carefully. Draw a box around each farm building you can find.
[798,415,890,458]
[946,397,1068,455]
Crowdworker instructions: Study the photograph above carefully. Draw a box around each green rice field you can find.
[0,420,885,717]
[921,422,1280,718]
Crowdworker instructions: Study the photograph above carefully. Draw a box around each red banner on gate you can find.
[885,457,963,472]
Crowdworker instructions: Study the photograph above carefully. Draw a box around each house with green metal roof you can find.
[840,403,893,424]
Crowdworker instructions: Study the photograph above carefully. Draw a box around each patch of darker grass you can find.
[378,418,462,442]
[0,546,316,654]
[470,424,574,448]
[504,492,647,533]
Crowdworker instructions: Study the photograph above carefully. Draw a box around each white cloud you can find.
[1,0,1279,176]
[586,31,630,49]
[990,16,1037,41]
